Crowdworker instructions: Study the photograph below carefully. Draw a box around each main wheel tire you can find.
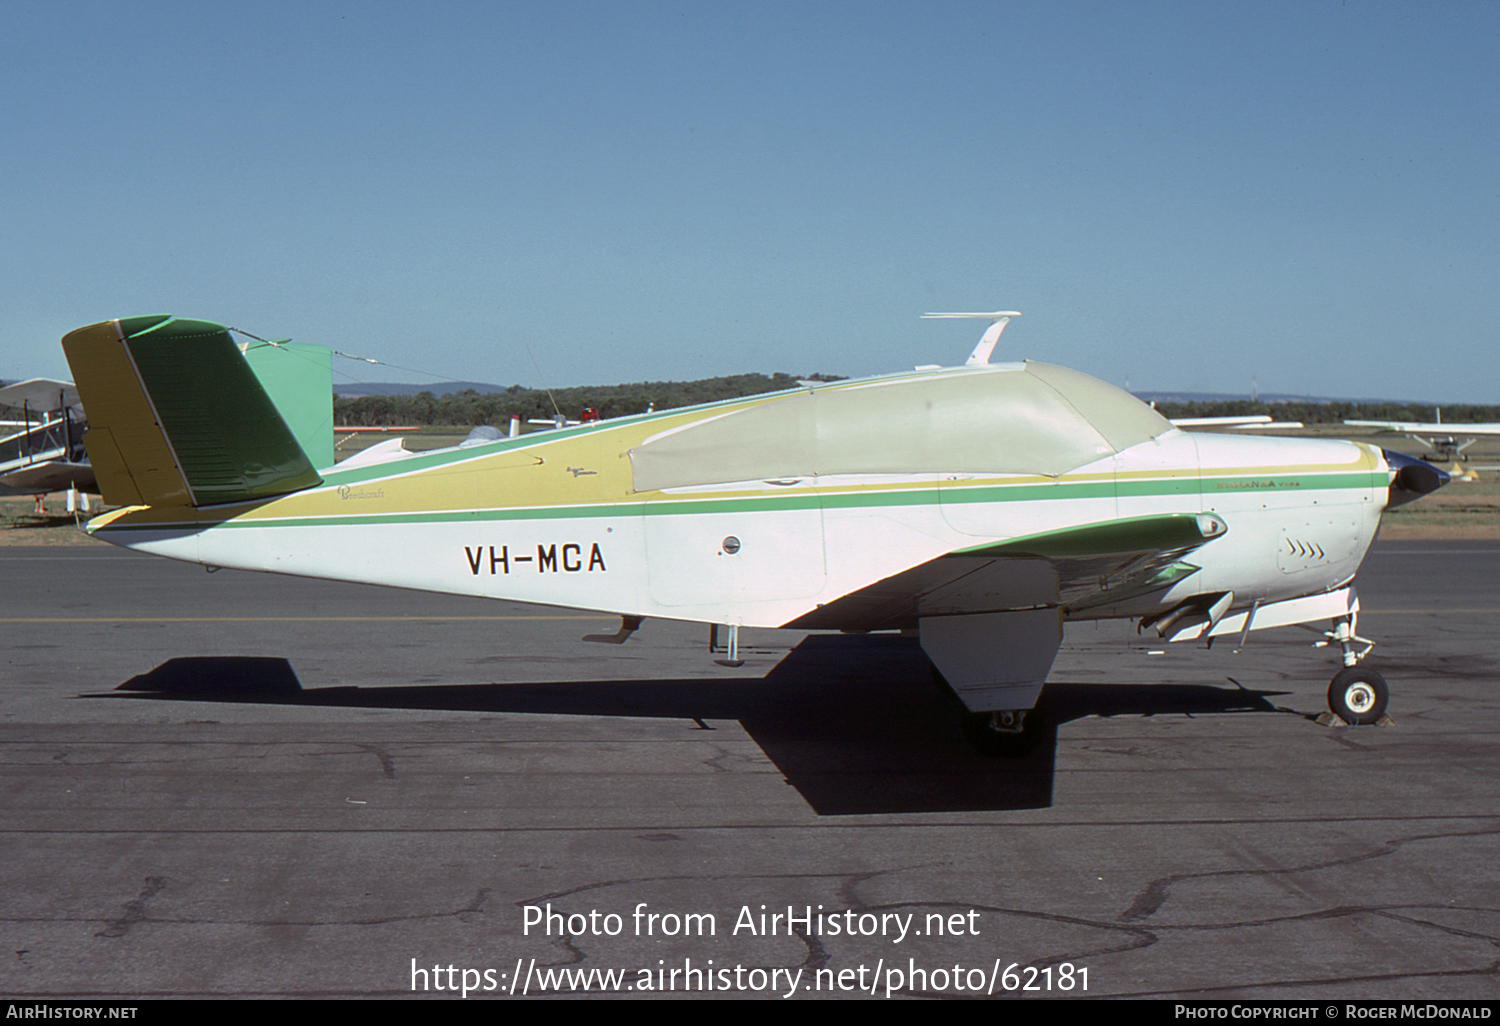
[1328,667,1389,725]
[959,707,1048,756]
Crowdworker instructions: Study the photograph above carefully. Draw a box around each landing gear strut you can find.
[1318,612,1388,725]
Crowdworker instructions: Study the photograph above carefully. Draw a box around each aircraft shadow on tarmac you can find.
[92,634,1287,816]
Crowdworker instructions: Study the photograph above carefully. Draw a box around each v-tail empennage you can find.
[61,316,328,510]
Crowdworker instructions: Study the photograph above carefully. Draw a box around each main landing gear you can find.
[926,663,1052,756]
[959,707,1050,756]
[1318,612,1388,726]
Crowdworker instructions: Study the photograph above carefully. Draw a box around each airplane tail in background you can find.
[61,315,326,509]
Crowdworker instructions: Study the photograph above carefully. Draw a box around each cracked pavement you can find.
[1,542,1497,998]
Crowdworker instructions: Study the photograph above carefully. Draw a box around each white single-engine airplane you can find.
[61,312,1448,751]
[1343,414,1500,479]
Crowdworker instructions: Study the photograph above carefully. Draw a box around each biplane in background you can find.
[0,378,95,507]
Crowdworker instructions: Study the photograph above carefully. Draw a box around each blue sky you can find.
[4,0,1497,401]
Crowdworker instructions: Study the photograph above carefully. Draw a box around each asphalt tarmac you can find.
[1,540,1497,1000]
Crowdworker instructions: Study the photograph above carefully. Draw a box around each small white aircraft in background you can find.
[1344,413,1500,479]
[59,312,1447,752]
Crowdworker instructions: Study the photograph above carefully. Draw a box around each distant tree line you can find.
[1148,400,1500,425]
[332,375,1500,431]
[333,373,844,427]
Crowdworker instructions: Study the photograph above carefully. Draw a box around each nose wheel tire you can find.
[1328,667,1389,725]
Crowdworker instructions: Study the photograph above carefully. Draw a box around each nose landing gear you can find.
[1328,666,1389,725]
[1318,612,1388,725]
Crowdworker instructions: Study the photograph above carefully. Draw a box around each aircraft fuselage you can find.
[85,415,1386,635]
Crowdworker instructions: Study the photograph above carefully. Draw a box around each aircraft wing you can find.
[0,459,95,494]
[1343,419,1500,436]
[1170,415,1304,430]
[786,511,1226,631]
[0,378,80,413]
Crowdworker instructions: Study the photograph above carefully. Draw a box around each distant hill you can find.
[334,381,507,398]
[1132,390,1408,406]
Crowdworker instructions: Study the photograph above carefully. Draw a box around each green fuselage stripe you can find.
[91,469,1381,534]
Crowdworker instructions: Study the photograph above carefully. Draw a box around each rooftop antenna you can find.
[921,311,1021,366]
